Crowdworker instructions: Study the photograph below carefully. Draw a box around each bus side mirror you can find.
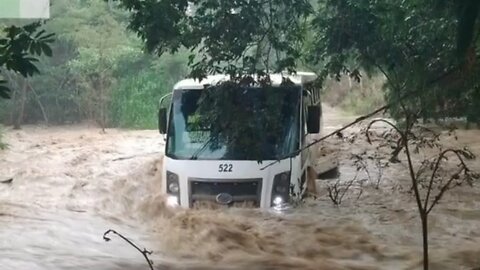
[158,108,167,134]
[307,106,320,134]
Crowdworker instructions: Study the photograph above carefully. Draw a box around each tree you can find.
[365,110,479,270]
[115,0,313,78]
[1,0,188,129]
[56,0,136,130]
[109,52,189,129]
[309,0,480,124]
[0,22,54,99]
[114,0,480,125]
[0,22,54,129]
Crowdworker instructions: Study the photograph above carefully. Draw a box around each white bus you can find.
[158,72,337,209]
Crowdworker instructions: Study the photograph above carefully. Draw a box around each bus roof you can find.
[173,72,317,90]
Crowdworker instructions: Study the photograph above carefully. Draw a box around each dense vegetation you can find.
[1,0,480,130]
[0,0,188,130]
[116,0,480,125]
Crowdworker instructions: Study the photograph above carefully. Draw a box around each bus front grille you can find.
[188,178,262,208]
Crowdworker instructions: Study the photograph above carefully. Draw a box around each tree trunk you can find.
[421,214,429,270]
[9,85,18,126]
[27,81,49,125]
[14,79,27,130]
[99,75,106,132]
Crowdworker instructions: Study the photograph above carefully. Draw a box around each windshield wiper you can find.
[189,137,214,160]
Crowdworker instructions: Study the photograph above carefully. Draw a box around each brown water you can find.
[1,107,480,270]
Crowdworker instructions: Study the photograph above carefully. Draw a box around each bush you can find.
[109,53,188,129]
[109,71,165,129]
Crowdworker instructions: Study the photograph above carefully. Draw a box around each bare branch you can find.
[424,149,466,210]
[259,63,461,171]
[261,103,389,170]
[326,172,360,205]
[425,167,464,215]
[366,119,403,143]
[103,229,154,270]
[425,149,472,214]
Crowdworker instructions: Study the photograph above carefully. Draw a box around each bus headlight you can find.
[273,196,284,206]
[168,182,179,193]
[166,171,180,206]
[272,172,290,206]
[166,171,179,192]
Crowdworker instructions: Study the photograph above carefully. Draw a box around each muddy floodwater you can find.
[1,106,480,270]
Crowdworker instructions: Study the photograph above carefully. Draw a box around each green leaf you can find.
[41,43,53,57]
[34,29,46,39]
[29,44,36,55]
[34,43,42,55]
[0,85,10,99]
[39,33,56,41]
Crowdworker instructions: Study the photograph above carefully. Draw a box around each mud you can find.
[1,107,480,270]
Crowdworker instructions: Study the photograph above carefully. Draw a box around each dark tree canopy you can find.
[115,0,313,78]
[115,0,480,78]
[311,0,480,121]
[455,0,480,57]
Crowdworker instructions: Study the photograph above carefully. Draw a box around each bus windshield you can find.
[166,86,301,160]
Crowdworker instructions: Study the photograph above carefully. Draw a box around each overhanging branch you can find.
[260,66,461,171]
